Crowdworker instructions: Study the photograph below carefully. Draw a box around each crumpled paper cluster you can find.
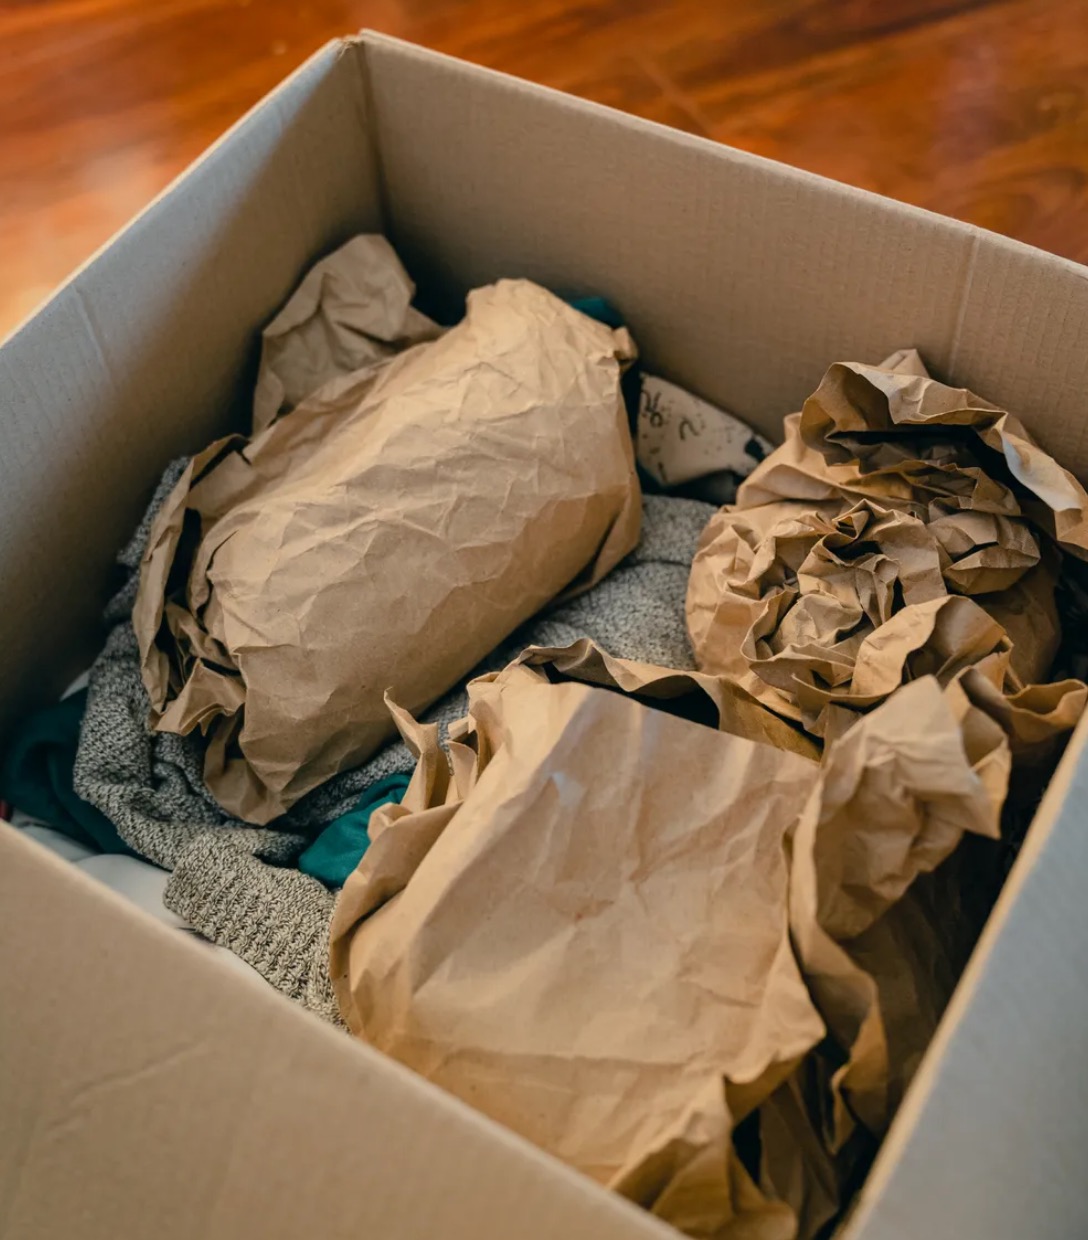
[134,239,641,824]
[329,348,1088,1240]
[329,637,1083,1239]
[133,230,1088,1239]
[687,349,1088,743]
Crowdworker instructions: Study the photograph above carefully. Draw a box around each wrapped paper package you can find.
[330,642,826,1239]
[687,349,1088,742]
[328,642,1082,1239]
[134,278,641,824]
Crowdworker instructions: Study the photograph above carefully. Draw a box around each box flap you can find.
[0,825,675,1240]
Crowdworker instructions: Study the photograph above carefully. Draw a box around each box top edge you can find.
[356,29,1088,283]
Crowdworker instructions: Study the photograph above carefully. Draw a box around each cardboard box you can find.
[2,31,1088,1240]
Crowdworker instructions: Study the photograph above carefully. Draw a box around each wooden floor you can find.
[2,0,1087,337]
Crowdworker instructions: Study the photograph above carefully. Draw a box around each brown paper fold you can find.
[679,347,1088,1235]
[688,496,1024,740]
[251,234,441,432]
[330,644,826,1236]
[762,669,1083,1239]
[329,619,1083,1240]
[689,348,1086,747]
[738,348,1088,559]
[799,358,1088,557]
[134,279,642,823]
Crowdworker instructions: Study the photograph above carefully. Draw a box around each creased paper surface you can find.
[677,348,1087,1235]
[330,646,825,1237]
[329,639,1081,1239]
[736,349,1088,559]
[688,349,1087,743]
[251,234,441,433]
[135,279,641,823]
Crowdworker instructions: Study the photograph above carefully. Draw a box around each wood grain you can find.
[2,0,1086,336]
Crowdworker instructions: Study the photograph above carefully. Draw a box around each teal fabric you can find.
[569,295,625,331]
[0,691,134,854]
[298,773,411,888]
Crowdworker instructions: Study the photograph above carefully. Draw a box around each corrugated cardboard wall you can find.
[359,35,1088,479]
[0,45,383,735]
[0,829,676,1240]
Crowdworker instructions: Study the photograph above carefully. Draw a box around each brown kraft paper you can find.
[687,348,1088,743]
[134,280,641,824]
[329,643,1083,1238]
[330,644,826,1239]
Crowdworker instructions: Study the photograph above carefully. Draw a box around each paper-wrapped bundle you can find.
[134,280,641,823]
[330,643,826,1239]
[329,644,1079,1238]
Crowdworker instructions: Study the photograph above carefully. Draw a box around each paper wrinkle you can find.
[688,499,1018,739]
[672,347,1087,1235]
[135,272,641,824]
[330,625,1084,1239]
[736,349,1088,558]
[689,348,1088,745]
[251,234,442,433]
[330,644,826,1236]
[720,676,1015,1228]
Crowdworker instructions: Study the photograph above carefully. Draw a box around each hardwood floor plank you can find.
[1,0,1086,335]
[656,0,1088,258]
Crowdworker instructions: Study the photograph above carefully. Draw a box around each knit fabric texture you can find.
[73,459,714,1020]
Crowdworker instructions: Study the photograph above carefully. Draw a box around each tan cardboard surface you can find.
[0,825,677,1240]
[361,35,1088,475]
[1,28,1088,1240]
[0,42,382,736]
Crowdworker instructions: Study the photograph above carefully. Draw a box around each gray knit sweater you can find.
[73,461,714,1021]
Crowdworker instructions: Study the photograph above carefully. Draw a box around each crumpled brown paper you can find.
[329,643,1080,1240]
[134,279,641,824]
[746,667,1085,1239]
[688,496,1020,740]
[330,643,826,1238]
[688,349,1088,741]
[251,234,441,433]
[675,348,1088,1235]
[737,349,1088,559]
[787,676,1005,1139]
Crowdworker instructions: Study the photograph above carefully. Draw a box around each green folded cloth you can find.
[0,691,134,854]
[298,773,412,888]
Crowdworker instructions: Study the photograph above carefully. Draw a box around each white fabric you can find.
[13,818,97,863]
[75,854,189,929]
